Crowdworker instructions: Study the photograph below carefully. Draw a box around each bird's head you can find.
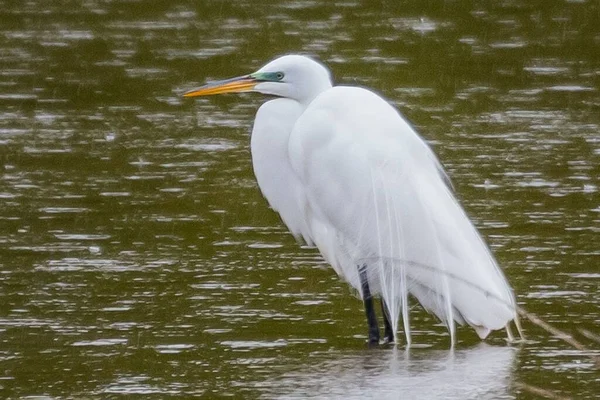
[184,54,332,104]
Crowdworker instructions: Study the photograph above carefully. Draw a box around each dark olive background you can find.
[0,1,598,398]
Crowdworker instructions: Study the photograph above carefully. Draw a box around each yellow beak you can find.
[183,75,257,97]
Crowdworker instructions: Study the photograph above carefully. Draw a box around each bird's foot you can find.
[382,324,394,345]
[366,331,380,348]
[381,334,395,345]
[365,337,396,348]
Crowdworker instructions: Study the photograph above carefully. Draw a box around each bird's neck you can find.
[297,81,332,109]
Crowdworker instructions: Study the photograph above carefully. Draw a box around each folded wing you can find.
[288,86,516,344]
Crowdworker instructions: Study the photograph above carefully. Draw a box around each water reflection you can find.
[261,344,518,399]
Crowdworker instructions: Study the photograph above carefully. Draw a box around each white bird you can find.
[184,54,522,347]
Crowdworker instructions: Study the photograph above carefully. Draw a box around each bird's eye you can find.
[276,72,284,80]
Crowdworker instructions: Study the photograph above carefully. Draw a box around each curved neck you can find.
[298,79,332,107]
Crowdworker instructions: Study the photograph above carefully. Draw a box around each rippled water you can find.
[0,1,599,399]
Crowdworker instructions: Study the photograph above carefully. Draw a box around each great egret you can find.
[184,55,522,347]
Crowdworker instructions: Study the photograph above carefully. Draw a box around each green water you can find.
[0,1,598,398]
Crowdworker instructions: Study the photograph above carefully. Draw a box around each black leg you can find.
[381,300,394,344]
[358,264,379,346]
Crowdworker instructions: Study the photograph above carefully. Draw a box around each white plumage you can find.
[185,54,519,346]
[250,99,314,245]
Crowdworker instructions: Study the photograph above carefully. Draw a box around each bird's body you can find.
[185,54,521,346]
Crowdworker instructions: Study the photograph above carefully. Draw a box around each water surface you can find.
[0,1,599,398]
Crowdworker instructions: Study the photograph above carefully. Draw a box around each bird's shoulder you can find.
[298,86,412,141]
[289,85,451,189]
[291,85,415,159]
[309,86,395,118]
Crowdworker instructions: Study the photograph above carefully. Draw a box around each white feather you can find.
[288,86,516,343]
[189,54,518,345]
[250,99,314,245]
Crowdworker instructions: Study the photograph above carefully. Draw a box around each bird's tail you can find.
[335,166,517,346]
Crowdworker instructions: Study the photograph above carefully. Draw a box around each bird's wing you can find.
[288,86,515,340]
[251,98,314,245]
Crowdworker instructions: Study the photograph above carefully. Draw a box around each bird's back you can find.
[289,85,516,341]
